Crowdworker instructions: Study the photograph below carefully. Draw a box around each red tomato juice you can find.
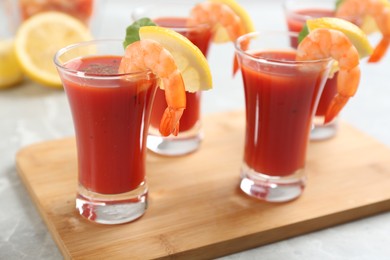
[62,56,158,194]
[149,17,212,132]
[19,0,94,24]
[286,9,335,48]
[242,51,326,175]
[286,8,338,118]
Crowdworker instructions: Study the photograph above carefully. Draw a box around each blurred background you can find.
[1,0,390,259]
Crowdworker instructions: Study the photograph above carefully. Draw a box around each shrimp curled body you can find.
[297,28,361,123]
[119,39,186,136]
[336,0,390,62]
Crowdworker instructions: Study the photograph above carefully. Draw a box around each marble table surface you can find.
[1,0,390,259]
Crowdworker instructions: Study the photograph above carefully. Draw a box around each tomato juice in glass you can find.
[19,0,94,24]
[132,4,212,156]
[286,9,335,48]
[63,56,156,195]
[235,31,332,202]
[242,51,325,175]
[3,0,97,42]
[54,40,158,224]
[284,0,340,140]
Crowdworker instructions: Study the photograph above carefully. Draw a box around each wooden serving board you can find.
[16,111,390,259]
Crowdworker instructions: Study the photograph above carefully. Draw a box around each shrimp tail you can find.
[368,37,390,63]
[159,107,184,136]
[233,55,239,76]
[324,95,349,124]
[325,65,360,123]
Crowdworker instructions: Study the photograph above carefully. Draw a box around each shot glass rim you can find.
[53,39,156,80]
[234,31,333,67]
[131,2,211,33]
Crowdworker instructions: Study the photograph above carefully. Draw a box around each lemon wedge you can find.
[0,39,24,88]
[208,0,255,43]
[15,11,92,88]
[139,26,212,93]
[307,17,373,58]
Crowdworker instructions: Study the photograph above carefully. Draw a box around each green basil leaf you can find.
[123,18,156,49]
[298,23,309,44]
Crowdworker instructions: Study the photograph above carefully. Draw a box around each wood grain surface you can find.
[16,111,390,259]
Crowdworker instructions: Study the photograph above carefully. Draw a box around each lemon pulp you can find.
[14,11,92,88]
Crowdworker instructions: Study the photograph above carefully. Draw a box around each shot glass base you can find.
[76,182,148,225]
[240,163,306,202]
[147,133,202,156]
[310,117,338,141]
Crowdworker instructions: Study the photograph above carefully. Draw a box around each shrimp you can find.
[119,39,186,136]
[188,1,245,42]
[297,28,361,123]
[336,0,390,62]
[187,1,247,74]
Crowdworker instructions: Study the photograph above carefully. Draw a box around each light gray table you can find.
[1,0,390,259]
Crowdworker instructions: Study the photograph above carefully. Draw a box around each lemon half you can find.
[0,39,24,88]
[139,26,212,93]
[15,11,92,88]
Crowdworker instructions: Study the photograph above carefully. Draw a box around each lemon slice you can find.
[15,11,93,88]
[0,39,24,89]
[139,26,212,93]
[360,16,378,34]
[307,17,373,58]
[209,0,255,43]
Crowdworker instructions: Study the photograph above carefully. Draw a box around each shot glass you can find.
[2,0,103,37]
[54,39,159,224]
[284,0,340,140]
[235,31,332,202]
[18,0,95,25]
[132,2,213,156]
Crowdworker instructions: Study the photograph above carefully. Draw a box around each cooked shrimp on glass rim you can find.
[119,39,186,137]
[120,18,212,137]
[336,0,390,62]
[187,0,255,74]
[297,17,373,123]
[188,1,245,42]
